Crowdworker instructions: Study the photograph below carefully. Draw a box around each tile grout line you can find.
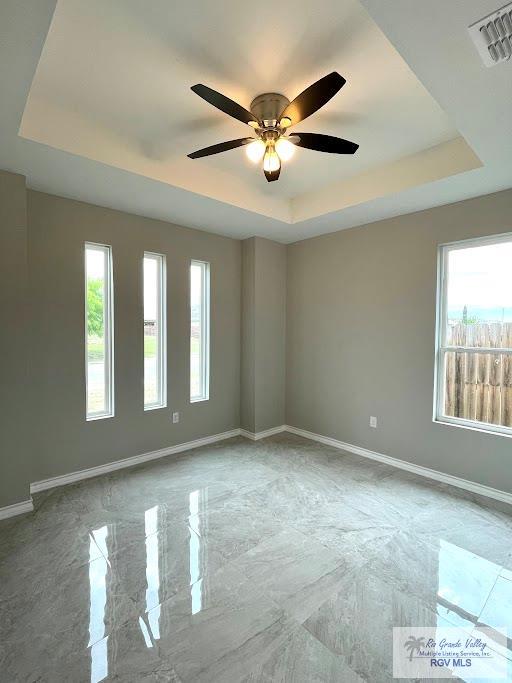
[475,572,501,627]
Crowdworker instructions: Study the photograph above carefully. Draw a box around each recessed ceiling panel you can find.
[20,0,475,223]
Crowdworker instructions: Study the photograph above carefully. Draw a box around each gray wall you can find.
[240,238,256,432]
[287,188,512,494]
[26,190,241,488]
[0,172,30,506]
[3,168,512,508]
[254,238,286,432]
[241,237,286,433]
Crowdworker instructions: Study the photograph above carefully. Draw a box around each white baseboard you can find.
[285,425,512,507]
[240,425,287,441]
[8,423,511,518]
[0,499,34,521]
[30,428,241,495]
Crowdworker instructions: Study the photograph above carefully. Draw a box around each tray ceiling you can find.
[19,0,478,228]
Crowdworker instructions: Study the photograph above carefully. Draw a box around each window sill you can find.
[144,404,167,412]
[433,416,512,439]
[190,396,209,404]
[87,413,115,422]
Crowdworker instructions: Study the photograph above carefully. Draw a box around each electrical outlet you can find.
[172,412,179,424]
[369,416,377,428]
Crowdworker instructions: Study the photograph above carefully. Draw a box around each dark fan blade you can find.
[279,72,346,126]
[264,166,281,182]
[188,138,254,159]
[291,133,358,154]
[191,84,258,127]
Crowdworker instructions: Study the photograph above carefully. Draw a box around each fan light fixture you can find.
[245,139,265,163]
[275,137,295,162]
[188,73,359,182]
[263,142,280,173]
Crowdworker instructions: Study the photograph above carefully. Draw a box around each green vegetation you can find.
[462,304,479,325]
[144,335,156,357]
[88,335,157,362]
[87,334,199,362]
[87,278,104,337]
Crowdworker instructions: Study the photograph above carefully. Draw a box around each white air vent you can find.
[468,2,512,67]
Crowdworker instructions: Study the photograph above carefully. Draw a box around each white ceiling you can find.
[20,0,459,205]
[1,0,511,242]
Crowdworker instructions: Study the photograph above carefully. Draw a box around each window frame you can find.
[143,251,167,411]
[190,259,210,403]
[85,242,114,421]
[434,232,512,438]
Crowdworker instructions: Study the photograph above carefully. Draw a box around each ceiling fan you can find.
[187,72,359,182]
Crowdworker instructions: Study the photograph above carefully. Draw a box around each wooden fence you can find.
[444,322,512,427]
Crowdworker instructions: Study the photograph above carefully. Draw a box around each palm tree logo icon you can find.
[404,635,426,661]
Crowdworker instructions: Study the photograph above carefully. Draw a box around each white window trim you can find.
[144,252,167,411]
[433,231,512,438]
[85,242,114,421]
[190,260,210,403]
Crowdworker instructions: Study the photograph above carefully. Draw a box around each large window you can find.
[190,260,210,402]
[144,253,166,409]
[435,234,512,436]
[85,243,114,420]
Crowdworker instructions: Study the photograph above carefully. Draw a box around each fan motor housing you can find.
[250,93,289,126]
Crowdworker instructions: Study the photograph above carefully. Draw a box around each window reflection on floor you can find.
[477,574,512,664]
[437,539,500,630]
[138,615,153,649]
[89,526,108,683]
[189,489,203,615]
[436,539,509,676]
[145,506,161,641]
[92,526,108,559]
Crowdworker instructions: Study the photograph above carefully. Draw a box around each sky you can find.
[447,242,512,311]
[88,251,202,323]
[86,247,105,280]
[91,241,511,322]
[144,256,158,320]
[88,249,159,320]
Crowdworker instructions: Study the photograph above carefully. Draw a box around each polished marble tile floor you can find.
[1,433,512,682]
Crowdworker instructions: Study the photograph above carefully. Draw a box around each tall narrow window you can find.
[190,260,210,402]
[85,243,114,420]
[435,234,512,436]
[144,253,166,410]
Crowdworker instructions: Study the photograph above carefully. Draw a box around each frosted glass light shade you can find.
[275,137,295,161]
[263,147,280,172]
[245,139,265,163]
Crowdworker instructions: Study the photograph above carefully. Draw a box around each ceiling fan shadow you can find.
[273,6,369,85]
[140,117,225,161]
[121,1,254,87]
[314,111,363,128]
